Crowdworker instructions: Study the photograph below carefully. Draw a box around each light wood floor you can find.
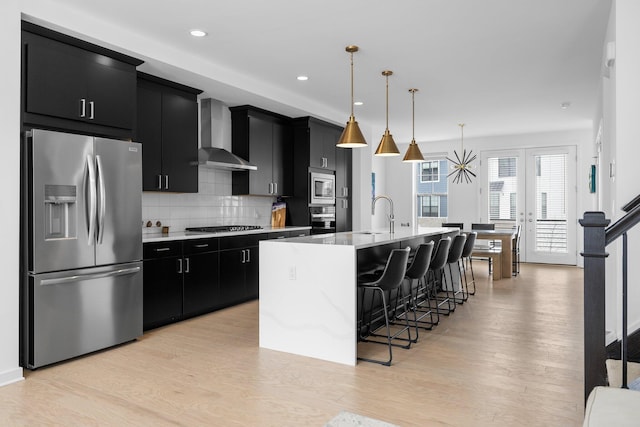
[0,263,584,426]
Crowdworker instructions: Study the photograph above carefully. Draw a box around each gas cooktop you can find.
[185,225,263,233]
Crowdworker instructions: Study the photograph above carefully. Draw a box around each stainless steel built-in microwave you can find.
[310,172,335,205]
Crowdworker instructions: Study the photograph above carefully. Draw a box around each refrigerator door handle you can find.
[39,266,141,286]
[96,155,106,244]
[86,154,97,246]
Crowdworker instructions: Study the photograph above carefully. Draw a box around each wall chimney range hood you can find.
[198,98,257,171]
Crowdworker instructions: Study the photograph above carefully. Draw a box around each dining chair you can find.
[512,225,522,276]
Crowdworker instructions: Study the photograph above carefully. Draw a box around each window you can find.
[498,158,516,177]
[416,158,448,222]
[488,156,518,221]
[420,161,439,182]
[418,195,439,217]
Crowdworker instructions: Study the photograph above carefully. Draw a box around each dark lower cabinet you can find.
[143,241,183,330]
[182,239,220,317]
[143,231,307,330]
[219,235,260,307]
[143,238,219,330]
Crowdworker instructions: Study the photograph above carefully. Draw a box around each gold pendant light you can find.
[374,70,400,156]
[337,45,367,148]
[402,88,425,163]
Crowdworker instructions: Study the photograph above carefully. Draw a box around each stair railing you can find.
[581,194,640,403]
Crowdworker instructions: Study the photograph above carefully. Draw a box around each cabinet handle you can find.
[246,249,251,263]
[185,258,190,273]
[154,247,171,252]
[241,249,246,263]
[268,183,273,194]
[79,98,86,118]
[157,175,163,190]
[177,258,183,274]
[193,243,209,248]
[164,175,169,190]
[343,187,348,197]
[89,101,95,120]
[274,183,278,194]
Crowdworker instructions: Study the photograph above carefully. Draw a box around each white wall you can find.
[609,0,640,338]
[0,0,24,386]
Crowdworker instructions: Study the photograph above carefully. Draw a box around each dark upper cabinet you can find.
[21,22,142,139]
[136,73,201,193]
[230,106,292,196]
[335,147,353,232]
[293,117,341,171]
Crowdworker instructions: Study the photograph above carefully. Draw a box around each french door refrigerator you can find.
[22,128,143,369]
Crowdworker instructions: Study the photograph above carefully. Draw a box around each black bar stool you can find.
[461,232,477,295]
[402,241,436,333]
[447,234,468,304]
[357,247,411,366]
[427,237,454,315]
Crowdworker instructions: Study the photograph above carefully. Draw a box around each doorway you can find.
[479,146,577,265]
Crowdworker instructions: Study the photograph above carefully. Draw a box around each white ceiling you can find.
[26,0,612,144]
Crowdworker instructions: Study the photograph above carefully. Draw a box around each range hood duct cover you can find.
[198,147,257,171]
[198,98,257,171]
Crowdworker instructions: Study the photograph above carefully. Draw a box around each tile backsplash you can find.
[142,166,276,235]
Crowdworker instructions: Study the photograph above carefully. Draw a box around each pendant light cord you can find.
[412,90,415,141]
[385,74,389,130]
[350,51,355,118]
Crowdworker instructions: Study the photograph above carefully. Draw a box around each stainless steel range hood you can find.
[198,98,257,171]
[198,147,256,171]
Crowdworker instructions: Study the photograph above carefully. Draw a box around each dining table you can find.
[467,228,518,279]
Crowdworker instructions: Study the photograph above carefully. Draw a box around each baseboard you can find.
[606,328,640,363]
[0,367,24,387]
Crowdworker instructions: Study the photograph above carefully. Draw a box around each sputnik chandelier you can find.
[447,123,477,183]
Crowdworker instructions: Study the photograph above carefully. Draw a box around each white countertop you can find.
[143,226,311,243]
[266,227,457,249]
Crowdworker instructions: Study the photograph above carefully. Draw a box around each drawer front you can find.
[288,230,310,238]
[219,235,260,250]
[143,241,182,260]
[266,231,289,240]
[183,238,219,255]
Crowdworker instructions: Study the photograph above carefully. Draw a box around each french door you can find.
[480,146,577,265]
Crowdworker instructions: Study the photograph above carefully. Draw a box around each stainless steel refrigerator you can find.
[22,128,143,369]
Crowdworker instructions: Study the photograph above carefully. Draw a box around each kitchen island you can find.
[259,227,457,365]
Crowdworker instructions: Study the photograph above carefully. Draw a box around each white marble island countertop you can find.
[269,227,457,249]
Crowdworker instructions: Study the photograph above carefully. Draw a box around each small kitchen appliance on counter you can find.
[21,129,143,369]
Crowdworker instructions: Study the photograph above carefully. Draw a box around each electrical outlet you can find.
[288,266,296,280]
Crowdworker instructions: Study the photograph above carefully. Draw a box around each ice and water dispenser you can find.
[44,184,77,240]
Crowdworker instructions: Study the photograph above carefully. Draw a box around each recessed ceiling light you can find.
[190,29,207,37]
[297,75,309,81]
[354,101,363,106]
[560,102,571,109]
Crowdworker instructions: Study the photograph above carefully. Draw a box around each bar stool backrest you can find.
[447,234,467,264]
[461,232,477,258]
[373,247,411,292]
[406,241,435,280]
[430,237,452,272]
